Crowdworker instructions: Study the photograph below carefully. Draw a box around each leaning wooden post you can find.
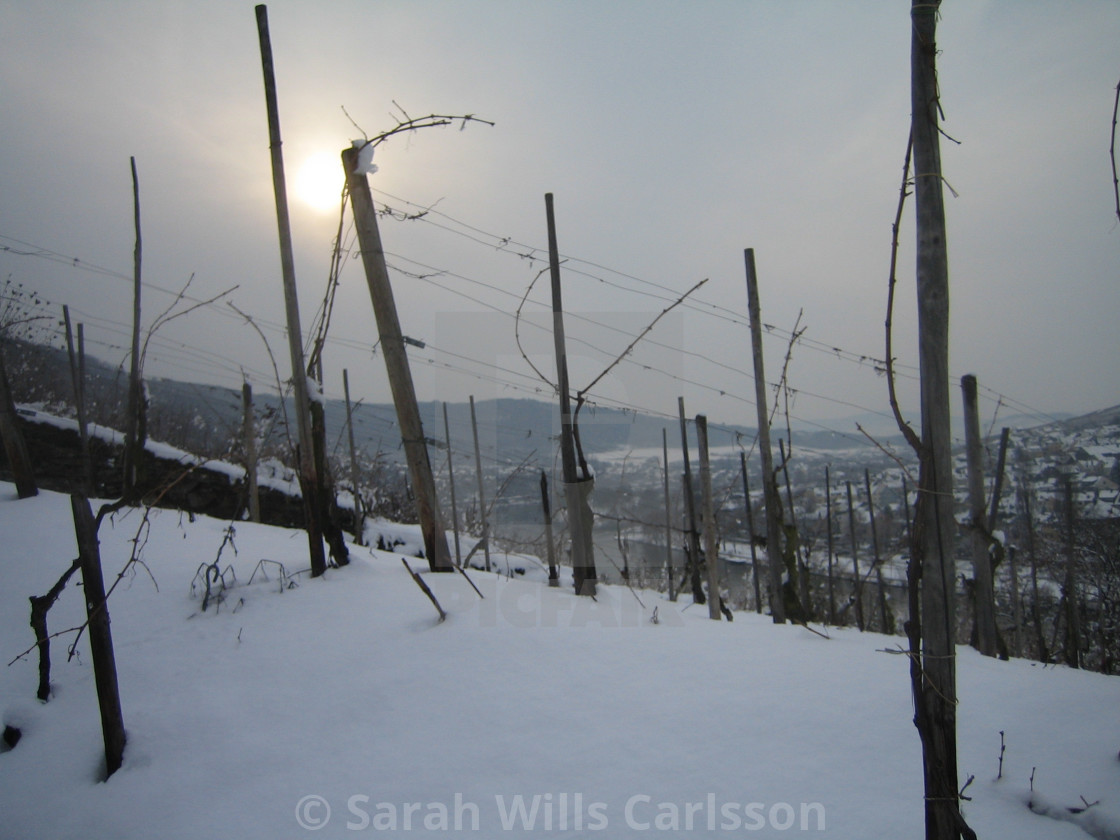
[72,496,126,777]
[540,470,559,587]
[962,374,998,657]
[740,452,762,614]
[695,414,721,620]
[744,249,786,623]
[468,395,491,572]
[544,193,595,596]
[255,4,327,577]
[987,427,1011,532]
[677,398,704,605]
[845,480,865,632]
[442,402,461,566]
[341,145,451,571]
[662,429,677,602]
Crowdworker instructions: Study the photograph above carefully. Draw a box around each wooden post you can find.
[1007,546,1022,658]
[825,466,836,625]
[72,496,126,777]
[962,374,998,657]
[677,398,704,605]
[255,5,327,578]
[845,480,865,632]
[662,429,677,602]
[865,469,893,635]
[540,470,559,587]
[740,452,762,614]
[341,144,451,571]
[122,156,144,501]
[63,307,94,495]
[780,439,809,616]
[442,402,461,566]
[544,193,595,596]
[468,396,491,572]
[242,382,261,524]
[911,2,966,835]
[744,248,786,623]
[988,427,1011,531]
[696,414,721,620]
[342,371,365,544]
[1019,485,1048,662]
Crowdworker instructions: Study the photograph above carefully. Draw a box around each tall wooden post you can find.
[122,156,144,501]
[63,306,94,495]
[865,469,893,635]
[255,5,327,578]
[540,471,559,587]
[845,480,865,632]
[72,496,126,777]
[662,429,677,602]
[442,402,461,566]
[911,2,966,836]
[696,414,721,620]
[677,398,704,605]
[825,466,836,625]
[741,452,762,614]
[468,395,491,572]
[744,249,786,623]
[341,145,451,571]
[544,193,595,595]
[962,374,997,657]
[242,382,261,524]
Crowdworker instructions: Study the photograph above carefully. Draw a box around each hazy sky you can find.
[1,1,1117,438]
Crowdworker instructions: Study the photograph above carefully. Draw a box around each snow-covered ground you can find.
[0,482,1117,839]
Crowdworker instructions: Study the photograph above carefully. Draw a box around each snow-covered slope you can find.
[0,483,1117,839]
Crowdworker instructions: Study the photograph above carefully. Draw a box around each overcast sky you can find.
[1,1,1117,439]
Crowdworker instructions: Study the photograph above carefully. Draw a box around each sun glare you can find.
[293,151,343,213]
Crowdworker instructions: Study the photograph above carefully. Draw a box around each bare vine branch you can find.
[227,302,292,452]
[770,309,805,474]
[139,275,238,370]
[886,130,923,455]
[514,264,557,390]
[350,110,495,155]
[577,277,708,406]
[1111,78,1120,225]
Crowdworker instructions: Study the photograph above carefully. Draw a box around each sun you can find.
[293,151,344,213]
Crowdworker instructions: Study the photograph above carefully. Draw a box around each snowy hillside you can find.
[1,483,1117,839]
